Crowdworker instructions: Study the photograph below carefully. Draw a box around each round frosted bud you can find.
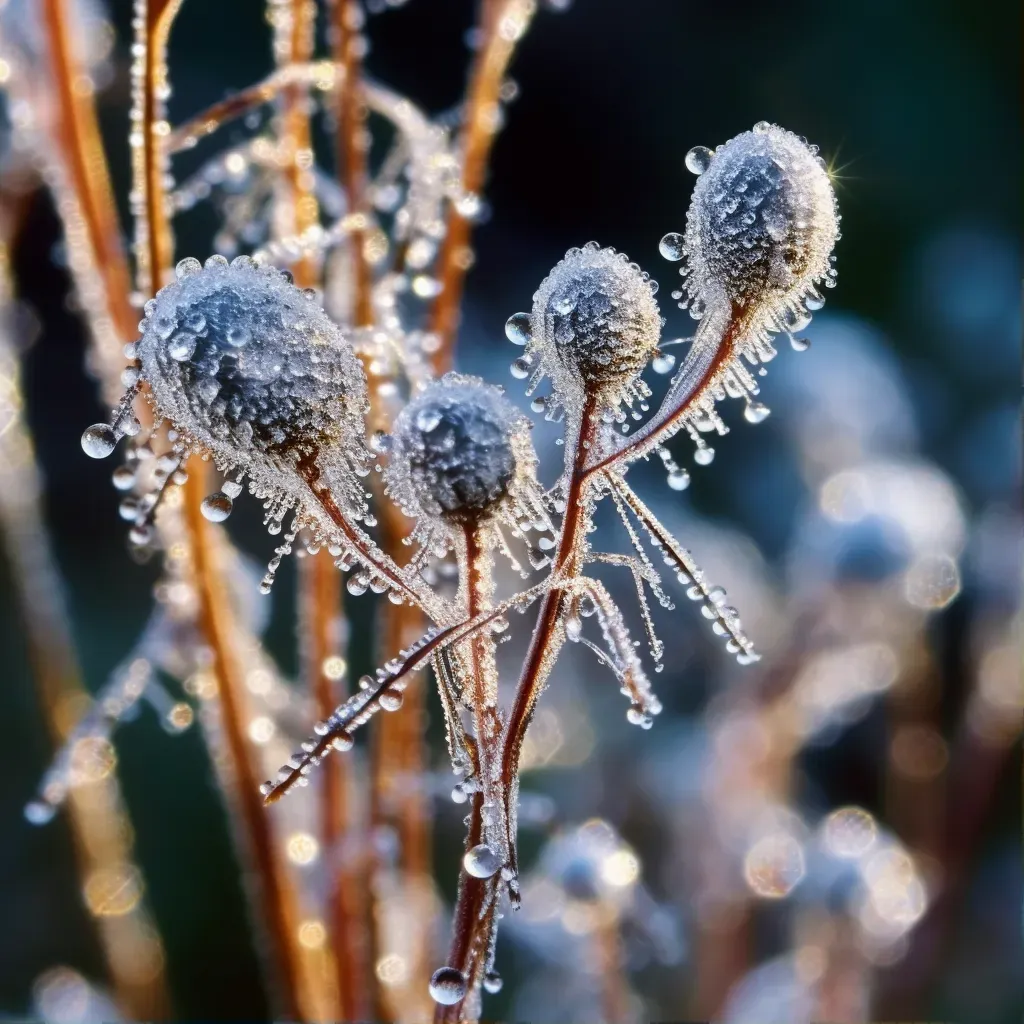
[385,374,531,527]
[683,123,839,311]
[528,243,661,404]
[135,256,369,472]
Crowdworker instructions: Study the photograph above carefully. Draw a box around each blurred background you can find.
[0,0,1020,1020]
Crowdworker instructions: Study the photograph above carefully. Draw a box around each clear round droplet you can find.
[201,492,233,522]
[168,331,198,362]
[504,312,532,346]
[226,325,251,348]
[652,351,676,374]
[428,967,467,1006]
[744,401,770,424]
[667,468,690,491]
[483,972,503,994]
[684,145,713,175]
[789,334,811,352]
[81,424,117,459]
[694,446,715,466]
[510,356,531,379]
[175,256,202,279]
[658,232,685,261]
[379,690,404,712]
[753,120,772,133]
[111,465,136,491]
[463,843,502,879]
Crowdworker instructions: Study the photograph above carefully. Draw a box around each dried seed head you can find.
[517,242,662,411]
[385,373,533,528]
[681,123,839,316]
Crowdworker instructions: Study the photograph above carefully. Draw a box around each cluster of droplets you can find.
[506,242,663,425]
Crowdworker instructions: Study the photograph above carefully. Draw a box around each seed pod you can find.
[512,242,662,412]
[384,373,535,529]
[681,122,839,319]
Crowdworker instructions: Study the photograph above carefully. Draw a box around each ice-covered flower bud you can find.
[679,122,839,319]
[509,242,662,411]
[137,256,367,463]
[83,255,371,536]
[384,373,534,529]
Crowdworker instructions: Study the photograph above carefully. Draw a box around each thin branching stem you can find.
[428,0,536,366]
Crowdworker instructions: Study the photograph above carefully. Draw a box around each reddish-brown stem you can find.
[183,469,311,1020]
[427,0,535,367]
[332,0,373,327]
[498,394,598,878]
[41,0,136,349]
[167,62,338,153]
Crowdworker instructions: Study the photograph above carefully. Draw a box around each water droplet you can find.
[111,466,136,491]
[81,424,117,458]
[652,351,676,374]
[483,972,503,994]
[684,145,713,175]
[201,492,233,522]
[175,256,202,279]
[510,356,531,379]
[753,120,771,133]
[168,331,197,362]
[226,325,251,348]
[505,312,532,346]
[667,468,690,491]
[658,232,685,261]
[744,401,770,424]
[694,446,715,466]
[429,967,467,1006]
[379,690,404,712]
[463,843,502,879]
[24,799,56,825]
[789,334,811,352]
[204,254,229,269]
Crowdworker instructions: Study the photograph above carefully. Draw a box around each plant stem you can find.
[427,0,536,366]
[183,468,313,1020]
[332,0,373,329]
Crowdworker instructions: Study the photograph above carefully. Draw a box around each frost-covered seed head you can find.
[137,256,369,475]
[683,123,839,312]
[385,373,531,528]
[528,243,662,406]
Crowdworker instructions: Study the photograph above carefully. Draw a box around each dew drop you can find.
[201,492,233,522]
[789,334,811,352]
[463,842,502,879]
[81,424,117,458]
[24,799,56,825]
[111,465,136,491]
[509,356,531,379]
[168,330,197,362]
[504,312,532,346]
[379,690,404,712]
[429,967,467,1006]
[667,468,690,491]
[684,145,713,175]
[175,256,202,279]
[483,972,503,994]
[652,351,676,374]
[694,446,715,466]
[753,120,771,133]
[226,325,251,348]
[658,232,685,261]
[743,401,771,424]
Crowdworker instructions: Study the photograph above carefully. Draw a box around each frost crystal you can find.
[523,242,662,411]
[681,122,839,319]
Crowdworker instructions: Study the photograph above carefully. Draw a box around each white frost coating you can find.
[681,122,839,321]
[526,242,662,411]
[136,255,371,523]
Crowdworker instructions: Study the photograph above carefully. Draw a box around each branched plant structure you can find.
[1,2,843,1020]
